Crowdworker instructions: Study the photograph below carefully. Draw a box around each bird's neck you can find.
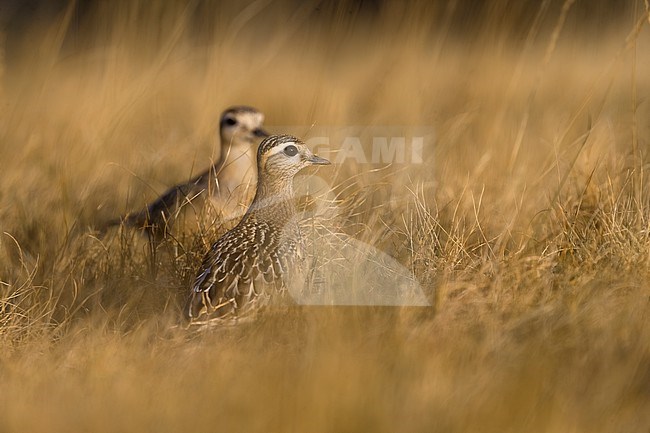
[217,142,255,170]
[245,174,296,221]
[215,142,257,191]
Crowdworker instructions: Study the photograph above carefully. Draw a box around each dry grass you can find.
[1,1,649,432]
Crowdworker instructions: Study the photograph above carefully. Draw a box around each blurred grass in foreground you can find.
[0,1,649,432]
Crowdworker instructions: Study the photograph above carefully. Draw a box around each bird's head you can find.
[257,135,330,181]
[219,106,269,147]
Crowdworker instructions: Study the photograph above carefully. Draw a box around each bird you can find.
[109,106,269,236]
[185,134,330,323]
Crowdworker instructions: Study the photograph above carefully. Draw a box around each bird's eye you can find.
[283,145,298,156]
[223,117,237,126]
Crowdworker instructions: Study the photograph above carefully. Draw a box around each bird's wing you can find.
[187,220,262,318]
[116,165,217,232]
[186,219,299,320]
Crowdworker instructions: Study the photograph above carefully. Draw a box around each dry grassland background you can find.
[0,1,649,432]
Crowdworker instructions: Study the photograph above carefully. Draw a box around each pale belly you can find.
[169,153,257,233]
[208,161,257,225]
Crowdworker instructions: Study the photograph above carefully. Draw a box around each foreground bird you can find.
[111,106,268,235]
[186,134,330,322]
